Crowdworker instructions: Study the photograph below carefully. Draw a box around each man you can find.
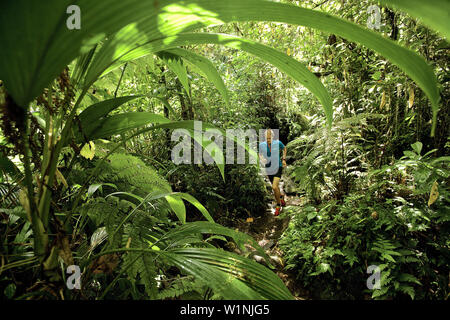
[259,129,287,216]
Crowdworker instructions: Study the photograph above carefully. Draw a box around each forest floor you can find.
[232,180,310,300]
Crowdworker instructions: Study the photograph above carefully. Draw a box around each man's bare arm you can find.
[259,153,267,166]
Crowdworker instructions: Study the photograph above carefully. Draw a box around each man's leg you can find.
[277,167,286,206]
[272,177,281,205]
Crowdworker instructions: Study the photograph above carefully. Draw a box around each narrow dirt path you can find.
[233,185,310,300]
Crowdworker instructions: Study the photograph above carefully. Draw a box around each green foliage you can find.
[288,114,379,202]
[379,0,450,39]
[168,163,269,224]
[95,153,172,198]
[1,0,448,302]
[1,0,442,131]
[280,143,449,299]
[157,275,209,300]
[162,246,292,300]
[163,48,230,105]
[0,154,22,181]
[64,149,288,300]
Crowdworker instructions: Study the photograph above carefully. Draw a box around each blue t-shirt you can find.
[259,140,285,168]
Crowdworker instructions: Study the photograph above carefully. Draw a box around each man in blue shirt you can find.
[259,129,287,216]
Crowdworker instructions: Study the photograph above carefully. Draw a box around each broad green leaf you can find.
[162,248,262,299]
[71,45,98,89]
[90,227,108,250]
[0,0,124,106]
[105,191,144,203]
[0,154,23,180]
[1,0,439,133]
[158,48,229,105]
[379,0,450,39]
[98,33,333,127]
[428,180,439,207]
[77,112,171,142]
[176,193,214,223]
[4,283,16,299]
[87,183,117,197]
[89,0,439,131]
[193,127,225,181]
[162,247,293,300]
[165,194,187,223]
[156,51,191,98]
[78,96,142,125]
[87,184,103,197]
[403,150,418,159]
[411,141,423,155]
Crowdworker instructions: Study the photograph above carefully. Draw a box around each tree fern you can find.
[95,153,172,198]
[157,276,207,300]
[125,251,158,298]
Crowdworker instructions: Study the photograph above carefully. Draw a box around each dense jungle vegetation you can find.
[0,0,449,301]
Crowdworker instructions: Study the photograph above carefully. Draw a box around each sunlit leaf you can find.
[428,181,439,207]
[162,247,293,300]
[80,141,96,160]
[380,91,387,110]
[1,0,440,134]
[411,141,423,155]
[108,33,333,126]
[163,48,229,105]
[408,87,415,108]
[157,51,191,98]
[165,194,187,223]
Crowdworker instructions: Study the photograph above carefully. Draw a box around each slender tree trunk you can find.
[176,79,193,120]
[160,66,171,159]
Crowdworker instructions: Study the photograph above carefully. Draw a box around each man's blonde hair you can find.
[265,129,274,139]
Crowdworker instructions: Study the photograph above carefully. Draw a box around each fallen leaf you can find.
[428,181,439,206]
[380,91,386,109]
[408,87,415,108]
